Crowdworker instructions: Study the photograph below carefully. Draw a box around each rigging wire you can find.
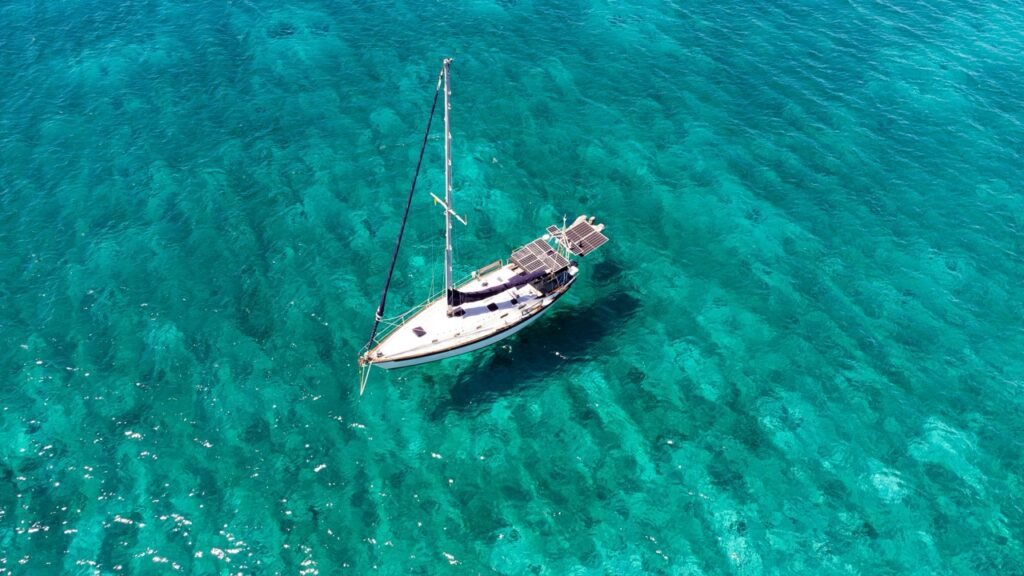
[362,64,446,352]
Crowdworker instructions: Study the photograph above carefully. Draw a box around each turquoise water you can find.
[2,0,1023,572]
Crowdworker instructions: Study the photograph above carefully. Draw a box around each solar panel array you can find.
[563,220,609,256]
[511,238,570,274]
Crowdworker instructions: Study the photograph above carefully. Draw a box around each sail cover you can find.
[447,268,549,306]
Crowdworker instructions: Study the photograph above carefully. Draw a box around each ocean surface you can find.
[2,0,1023,573]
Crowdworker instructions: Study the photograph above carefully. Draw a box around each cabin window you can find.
[412,326,426,337]
[487,302,499,312]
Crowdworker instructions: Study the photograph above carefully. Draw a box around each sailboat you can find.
[358,59,608,393]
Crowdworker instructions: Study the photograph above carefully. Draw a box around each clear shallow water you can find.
[1,0,1022,573]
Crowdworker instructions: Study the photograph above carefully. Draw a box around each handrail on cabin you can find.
[472,260,503,277]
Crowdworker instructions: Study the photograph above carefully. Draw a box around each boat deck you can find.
[368,262,574,366]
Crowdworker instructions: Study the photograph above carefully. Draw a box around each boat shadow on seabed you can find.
[432,286,640,416]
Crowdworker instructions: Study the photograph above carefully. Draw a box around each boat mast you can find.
[443,58,455,315]
[427,59,465,313]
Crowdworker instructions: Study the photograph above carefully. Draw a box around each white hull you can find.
[363,263,576,370]
[371,302,551,369]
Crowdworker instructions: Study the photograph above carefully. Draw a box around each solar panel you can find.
[511,237,570,274]
[549,252,570,270]
[565,223,590,244]
[561,219,608,256]
[579,230,608,252]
